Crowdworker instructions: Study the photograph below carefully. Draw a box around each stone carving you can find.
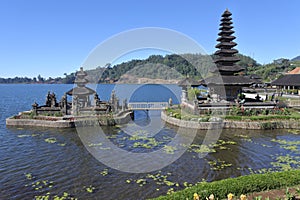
[46,91,51,107]
[94,93,101,107]
[60,93,68,115]
[32,102,38,116]
[169,98,173,107]
[45,91,57,108]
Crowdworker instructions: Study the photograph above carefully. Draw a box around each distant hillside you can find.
[91,54,208,83]
[246,58,300,82]
[292,55,300,61]
[2,53,295,84]
[85,53,260,83]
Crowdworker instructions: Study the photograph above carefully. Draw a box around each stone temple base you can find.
[6,111,134,128]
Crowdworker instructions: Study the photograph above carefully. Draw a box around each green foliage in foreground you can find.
[151,170,300,200]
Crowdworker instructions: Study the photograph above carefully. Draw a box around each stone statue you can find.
[46,91,51,107]
[124,98,128,110]
[60,93,67,115]
[122,98,128,111]
[50,92,57,108]
[106,105,112,113]
[73,95,79,115]
[32,102,39,116]
[110,90,116,104]
[94,93,100,107]
[168,97,173,107]
[60,93,66,108]
[255,94,260,101]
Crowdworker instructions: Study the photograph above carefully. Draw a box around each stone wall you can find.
[6,111,134,128]
[161,111,223,130]
[6,118,75,128]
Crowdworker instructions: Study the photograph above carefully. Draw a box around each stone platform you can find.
[6,110,134,128]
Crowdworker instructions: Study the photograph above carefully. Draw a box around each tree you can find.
[37,74,44,82]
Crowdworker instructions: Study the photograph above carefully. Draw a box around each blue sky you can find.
[1,0,300,78]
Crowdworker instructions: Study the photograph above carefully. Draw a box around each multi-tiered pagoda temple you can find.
[205,9,253,101]
[66,67,96,109]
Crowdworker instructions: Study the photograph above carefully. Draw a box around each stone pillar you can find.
[121,98,128,111]
[193,99,198,115]
[46,91,51,107]
[61,93,67,115]
[94,93,100,107]
[169,97,173,107]
[116,98,120,112]
[51,92,57,108]
[124,98,128,110]
[110,90,116,112]
[32,102,38,116]
[181,89,187,102]
[73,95,79,115]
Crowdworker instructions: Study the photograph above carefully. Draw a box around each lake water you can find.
[0,84,300,200]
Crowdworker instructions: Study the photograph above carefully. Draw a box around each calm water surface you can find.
[0,84,299,200]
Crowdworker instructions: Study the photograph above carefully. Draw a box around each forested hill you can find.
[85,53,260,83]
[1,53,298,84]
[86,53,300,83]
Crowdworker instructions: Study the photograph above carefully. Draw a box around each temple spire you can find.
[214,9,243,76]
[204,9,253,101]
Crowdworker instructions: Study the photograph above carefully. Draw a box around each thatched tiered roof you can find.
[205,9,253,86]
[271,74,300,87]
[67,67,96,96]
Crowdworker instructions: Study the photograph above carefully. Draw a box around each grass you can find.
[166,107,300,121]
[225,113,300,121]
[151,170,300,200]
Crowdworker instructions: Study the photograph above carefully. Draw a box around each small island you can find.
[162,9,300,130]
[6,67,134,128]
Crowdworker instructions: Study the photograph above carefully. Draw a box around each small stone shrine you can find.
[6,67,133,128]
[30,67,124,116]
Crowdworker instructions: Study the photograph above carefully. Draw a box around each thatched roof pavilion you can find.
[272,74,300,87]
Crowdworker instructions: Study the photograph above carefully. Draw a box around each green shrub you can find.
[173,113,181,119]
[54,112,63,117]
[187,88,200,101]
[198,117,210,122]
[225,115,242,121]
[151,170,300,200]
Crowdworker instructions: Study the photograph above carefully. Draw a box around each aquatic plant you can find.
[25,173,33,180]
[163,145,177,154]
[287,129,300,135]
[207,159,233,171]
[271,154,300,171]
[136,178,147,186]
[88,142,102,147]
[84,185,95,193]
[53,192,77,200]
[186,144,216,154]
[24,173,74,200]
[44,137,57,144]
[100,168,109,176]
[18,134,32,138]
